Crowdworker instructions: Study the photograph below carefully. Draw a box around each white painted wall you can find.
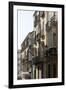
[0,0,66,90]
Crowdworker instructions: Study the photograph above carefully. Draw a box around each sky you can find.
[18,10,34,49]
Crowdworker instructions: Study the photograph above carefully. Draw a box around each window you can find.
[53,33,56,46]
[53,33,56,41]
[34,66,36,79]
[53,64,57,78]
[40,11,44,18]
[41,64,43,78]
[48,64,51,78]
[34,15,37,27]
[37,15,40,23]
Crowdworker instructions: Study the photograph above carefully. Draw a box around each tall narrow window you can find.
[48,64,51,78]
[53,64,57,78]
[53,33,56,47]
[41,64,43,78]
[34,66,36,79]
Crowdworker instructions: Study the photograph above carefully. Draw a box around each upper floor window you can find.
[40,11,44,18]
[53,33,56,41]
[53,33,57,47]
[34,15,37,27]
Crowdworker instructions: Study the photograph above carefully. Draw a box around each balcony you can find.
[45,48,57,56]
[32,56,40,64]
[32,53,45,64]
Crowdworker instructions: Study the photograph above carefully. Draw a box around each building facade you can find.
[20,11,58,79]
[32,11,58,79]
[21,31,36,79]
